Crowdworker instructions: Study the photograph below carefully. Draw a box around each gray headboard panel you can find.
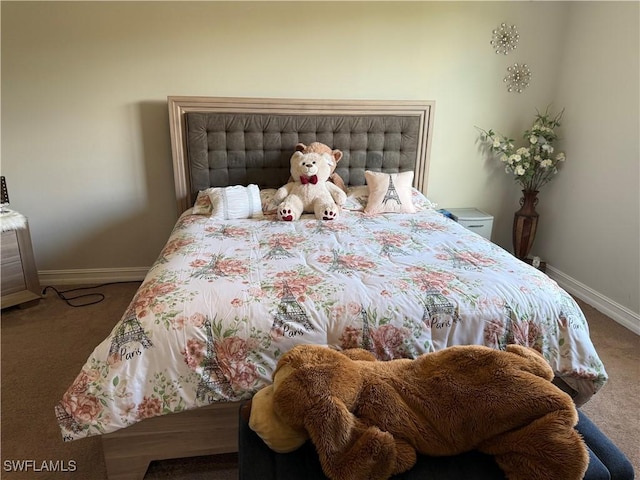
[168,97,434,214]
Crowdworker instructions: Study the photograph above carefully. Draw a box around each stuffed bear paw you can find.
[322,209,338,220]
[279,208,295,221]
[327,427,397,480]
[315,202,340,221]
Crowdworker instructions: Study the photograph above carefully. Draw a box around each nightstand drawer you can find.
[1,218,42,309]
[446,208,494,241]
[1,231,26,295]
[457,219,493,240]
[1,231,21,264]
[1,260,27,295]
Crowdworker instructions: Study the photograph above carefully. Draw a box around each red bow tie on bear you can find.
[300,175,318,185]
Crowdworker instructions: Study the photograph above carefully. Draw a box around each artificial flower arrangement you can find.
[478,108,566,191]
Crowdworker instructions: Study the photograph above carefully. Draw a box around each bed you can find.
[56,96,607,480]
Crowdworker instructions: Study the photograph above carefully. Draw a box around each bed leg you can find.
[102,437,150,480]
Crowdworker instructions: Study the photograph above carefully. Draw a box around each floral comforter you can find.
[56,190,607,441]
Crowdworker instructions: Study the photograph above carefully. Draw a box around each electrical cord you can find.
[42,281,141,308]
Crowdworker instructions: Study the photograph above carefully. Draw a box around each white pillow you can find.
[364,171,416,214]
[207,184,263,219]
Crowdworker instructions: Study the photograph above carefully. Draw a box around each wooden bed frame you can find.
[101,96,435,480]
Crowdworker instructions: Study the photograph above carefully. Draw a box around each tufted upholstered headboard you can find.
[168,96,435,214]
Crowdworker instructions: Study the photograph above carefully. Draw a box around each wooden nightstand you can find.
[1,216,42,309]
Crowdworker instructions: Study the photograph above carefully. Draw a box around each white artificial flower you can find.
[482,108,564,190]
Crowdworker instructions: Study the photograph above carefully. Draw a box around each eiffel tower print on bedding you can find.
[108,306,153,360]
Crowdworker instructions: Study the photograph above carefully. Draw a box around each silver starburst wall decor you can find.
[504,63,532,93]
[491,22,519,55]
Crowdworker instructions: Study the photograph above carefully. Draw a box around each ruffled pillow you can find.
[191,185,263,219]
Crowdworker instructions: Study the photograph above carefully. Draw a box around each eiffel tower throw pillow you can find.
[364,170,416,214]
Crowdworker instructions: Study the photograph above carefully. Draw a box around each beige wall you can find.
[1,2,638,320]
[536,2,639,316]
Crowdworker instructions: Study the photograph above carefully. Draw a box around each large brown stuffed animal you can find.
[249,344,589,480]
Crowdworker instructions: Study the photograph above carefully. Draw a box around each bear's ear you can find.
[249,385,309,453]
[291,151,304,162]
[295,143,307,152]
[332,149,343,163]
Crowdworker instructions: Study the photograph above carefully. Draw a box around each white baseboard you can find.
[38,267,148,286]
[546,264,640,336]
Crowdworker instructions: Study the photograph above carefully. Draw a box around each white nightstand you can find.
[446,208,494,240]
[1,212,42,309]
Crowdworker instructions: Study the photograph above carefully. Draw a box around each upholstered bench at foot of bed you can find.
[238,404,634,480]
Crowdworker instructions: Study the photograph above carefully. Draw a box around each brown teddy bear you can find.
[249,344,589,480]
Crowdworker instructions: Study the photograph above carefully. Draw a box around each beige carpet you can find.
[1,282,638,479]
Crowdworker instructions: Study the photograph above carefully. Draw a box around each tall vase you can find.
[512,190,539,259]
